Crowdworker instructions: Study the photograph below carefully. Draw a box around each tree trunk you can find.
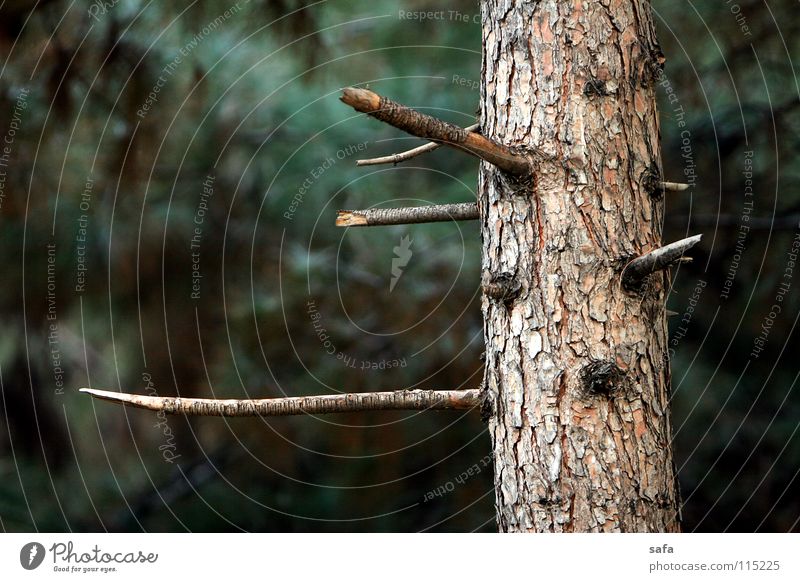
[480,0,681,532]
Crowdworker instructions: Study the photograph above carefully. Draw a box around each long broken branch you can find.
[356,123,481,166]
[80,387,480,417]
[622,234,702,291]
[337,202,479,227]
[341,87,530,175]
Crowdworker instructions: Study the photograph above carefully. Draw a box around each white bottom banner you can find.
[0,533,796,581]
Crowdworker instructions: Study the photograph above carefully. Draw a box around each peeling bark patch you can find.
[580,360,625,396]
[503,364,525,428]
[527,330,543,359]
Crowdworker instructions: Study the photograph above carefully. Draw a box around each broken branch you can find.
[80,387,480,417]
[340,87,530,174]
[356,123,481,166]
[336,202,479,227]
[622,234,702,291]
[660,181,690,192]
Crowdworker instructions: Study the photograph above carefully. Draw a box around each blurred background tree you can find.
[0,0,797,532]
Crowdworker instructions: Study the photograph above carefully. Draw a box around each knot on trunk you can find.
[480,386,495,423]
[583,78,610,97]
[640,163,662,198]
[580,360,625,397]
[482,271,522,304]
[631,41,666,88]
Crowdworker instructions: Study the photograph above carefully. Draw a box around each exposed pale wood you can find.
[336,202,478,227]
[356,123,481,166]
[80,388,480,417]
[340,87,530,174]
[660,181,690,192]
[336,212,368,227]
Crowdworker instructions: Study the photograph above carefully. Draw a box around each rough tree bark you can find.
[479,0,681,532]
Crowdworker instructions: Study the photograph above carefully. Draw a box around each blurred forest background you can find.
[0,0,798,532]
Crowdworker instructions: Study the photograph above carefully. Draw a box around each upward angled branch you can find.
[341,87,530,175]
[622,234,703,291]
[356,123,481,166]
[81,388,479,417]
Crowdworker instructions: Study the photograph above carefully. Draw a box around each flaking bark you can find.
[480,0,681,532]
